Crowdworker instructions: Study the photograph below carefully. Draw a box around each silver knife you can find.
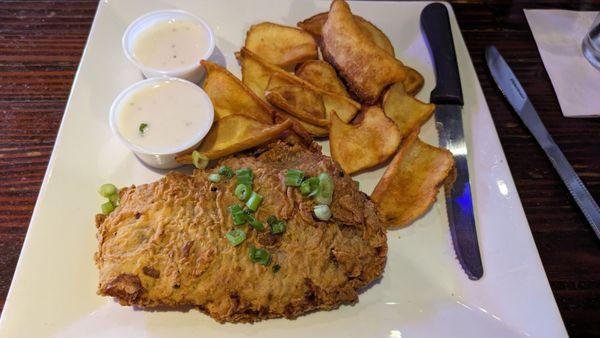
[486,45,600,238]
[421,3,483,280]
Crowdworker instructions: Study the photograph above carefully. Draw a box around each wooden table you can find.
[0,1,598,336]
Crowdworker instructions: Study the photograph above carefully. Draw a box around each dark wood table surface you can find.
[0,0,599,336]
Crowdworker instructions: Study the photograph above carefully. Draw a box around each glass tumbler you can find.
[582,13,600,70]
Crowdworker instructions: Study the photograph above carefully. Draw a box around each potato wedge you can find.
[266,72,358,124]
[245,22,318,67]
[238,49,360,123]
[265,84,329,126]
[176,116,293,162]
[322,0,406,104]
[295,60,349,96]
[237,48,274,101]
[330,106,401,174]
[403,66,425,96]
[383,82,434,137]
[202,60,273,124]
[371,132,454,227]
[297,12,395,56]
[276,110,329,137]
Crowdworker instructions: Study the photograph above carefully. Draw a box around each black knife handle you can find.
[420,3,463,105]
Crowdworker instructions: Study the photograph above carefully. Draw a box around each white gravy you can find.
[132,20,209,70]
[117,80,210,151]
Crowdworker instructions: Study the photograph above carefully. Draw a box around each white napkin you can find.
[524,9,600,118]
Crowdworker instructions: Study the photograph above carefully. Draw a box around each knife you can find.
[486,46,600,238]
[421,3,483,280]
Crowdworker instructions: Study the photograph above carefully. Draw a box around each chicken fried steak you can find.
[95,142,387,323]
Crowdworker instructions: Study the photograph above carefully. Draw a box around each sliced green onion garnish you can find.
[236,168,253,186]
[300,177,319,197]
[284,169,304,187]
[101,201,115,215]
[218,166,234,179]
[270,220,286,234]
[139,123,148,134]
[266,215,286,234]
[191,151,209,169]
[208,173,221,183]
[228,204,246,225]
[245,191,263,211]
[249,246,271,266]
[235,184,252,201]
[108,193,120,207]
[226,229,246,246]
[266,215,278,226]
[314,172,334,205]
[246,215,264,231]
[229,204,243,214]
[313,204,332,221]
[98,183,117,198]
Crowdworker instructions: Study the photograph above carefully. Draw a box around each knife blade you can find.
[421,3,483,280]
[486,45,600,238]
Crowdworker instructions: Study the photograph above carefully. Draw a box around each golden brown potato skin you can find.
[321,0,405,104]
[95,142,387,323]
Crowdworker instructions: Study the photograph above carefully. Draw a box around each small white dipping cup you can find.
[109,77,214,169]
[122,10,215,83]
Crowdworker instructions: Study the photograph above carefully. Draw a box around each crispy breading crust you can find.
[95,142,387,323]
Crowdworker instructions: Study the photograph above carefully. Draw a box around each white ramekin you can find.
[109,77,214,169]
[122,9,216,83]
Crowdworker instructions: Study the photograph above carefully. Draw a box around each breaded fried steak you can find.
[94,142,387,323]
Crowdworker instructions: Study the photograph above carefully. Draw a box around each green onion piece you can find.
[235,184,252,201]
[235,168,253,186]
[98,183,117,198]
[108,193,120,207]
[300,177,319,197]
[313,204,332,221]
[246,215,264,231]
[314,172,334,205]
[272,264,281,273]
[270,220,286,234]
[218,166,234,179]
[191,151,209,169]
[266,215,278,226]
[101,201,115,215]
[228,204,246,225]
[139,123,148,134]
[245,191,263,211]
[225,229,246,246]
[208,173,221,183]
[249,246,271,266]
[232,213,246,226]
[228,204,243,214]
[284,169,304,187]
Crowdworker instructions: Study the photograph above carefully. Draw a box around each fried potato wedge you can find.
[245,22,318,67]
[238,49,360,123]
[403,66,425,96]
[297,12,395,56]
[383,82,435,137]
[295,60,349,96]
[202,60,273,124]
[371,133,454,227]
[266,72,359,124]
[276,110,329,137]
[330,106,401,174]
[176,116,293,162]
[265,84,329,127]
[322,0,406,104]
[237,48,274,101]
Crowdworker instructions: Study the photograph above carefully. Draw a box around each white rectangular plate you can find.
[0,1,568,337]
